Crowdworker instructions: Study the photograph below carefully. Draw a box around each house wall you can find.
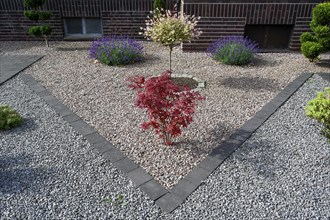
[0,0,325,51]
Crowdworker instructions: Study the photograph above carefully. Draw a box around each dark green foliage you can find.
[28,25,52,37]
[300,32,317,44]
[301,41,323,62]
[24,0,46,8]
[310,2,330,28]
[24,10,39,21]
[24,0,52,47]
[39,11,52,20]
[305,88,330,141]
[0,105,23,131]
[154,0,166,10]
[300,2,330,61]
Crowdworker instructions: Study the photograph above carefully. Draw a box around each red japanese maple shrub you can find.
[128,70,205,145]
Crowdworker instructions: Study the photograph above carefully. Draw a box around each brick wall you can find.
[0,0,322,52]
[182,2,319,51]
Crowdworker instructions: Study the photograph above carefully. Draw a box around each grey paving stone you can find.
[197,155,222,173]
[0,55,42,85]
[19,74,38,85]
[84,132,107,144]
[185,166,210,187]
[44,98,62,107]
[126,167,153,187]
[170,179,198,200]
[93,141,115,154]
[139,180,168,200]
[102,148,126,163]
[70,119,95,136]
[36,90,52,97]
[52,103,73,117]
[210,141,237,161]
[30,83,46,93]
[113,157,139,173]
[319,73,330,82]
[62,113,81,123]
[155,193,184,213]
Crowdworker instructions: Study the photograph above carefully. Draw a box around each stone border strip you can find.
[0,55,43,85]
[19,71,313,213]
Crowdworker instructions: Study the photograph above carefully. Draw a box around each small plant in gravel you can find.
[0,105,23,131]
[128,70,205,146]
[305,88,330,141]
[24,0,52,47]
[207,35,258,66]
[88,36,144,66]
[104,194,127,207]
[140,9,201,71]
[300,2,330,62]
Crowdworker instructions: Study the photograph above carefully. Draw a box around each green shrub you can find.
[301,41,323,62]
[305,88,330,141]
[0,105,23,131]
[24,0,46,8]
[154,0,166,10]
[300,32,317,44]
[24,0,52,47]
[24,10,39,20]
[39,11,52,20]
[300,2,330,61]
[310,2,330,28]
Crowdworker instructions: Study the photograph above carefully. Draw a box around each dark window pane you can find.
[65,18,83,34]
[85,18,102,34]
[245,25,293,49]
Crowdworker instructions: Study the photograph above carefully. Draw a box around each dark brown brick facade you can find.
[0,0,325,51]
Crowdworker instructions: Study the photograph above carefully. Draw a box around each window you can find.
[244,25,293,50]
[64,18,102,36]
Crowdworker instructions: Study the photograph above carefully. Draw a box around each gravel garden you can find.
[1,2,330,217]
[1,39,329,190]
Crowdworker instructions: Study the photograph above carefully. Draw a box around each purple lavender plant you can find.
[89,36,144,66]
[207,35,258,65]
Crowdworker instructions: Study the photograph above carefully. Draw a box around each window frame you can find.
[63,17,103,37]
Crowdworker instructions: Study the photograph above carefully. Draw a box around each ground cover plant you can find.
[88,36,144,66]
[300,2,330,62]
[141,9,201,71]
[207,35,258,65]
[24,0,52,47]
[0,105,23,131]
[128,70,205,145]
[305,88,330,141]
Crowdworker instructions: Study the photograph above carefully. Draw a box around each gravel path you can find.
[1,69,329,219]
[1,41,329,190]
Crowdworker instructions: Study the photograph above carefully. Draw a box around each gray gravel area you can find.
[0,78,162,219]
[167,74,330,219]
[1,68,329,219]
[1,41,329,189]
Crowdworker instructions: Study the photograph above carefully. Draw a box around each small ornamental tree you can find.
[140,10,201,71]
[300,2,330,61]
[128,70,205,145]
[153,0,166,18]
[24,0,52,47]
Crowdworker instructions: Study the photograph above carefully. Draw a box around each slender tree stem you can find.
[169,46,173,72]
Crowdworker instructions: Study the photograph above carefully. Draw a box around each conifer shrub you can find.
[0,105,23,131]
[305,88,330,141]
[24,0,52,47]
[300,2,330,61]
